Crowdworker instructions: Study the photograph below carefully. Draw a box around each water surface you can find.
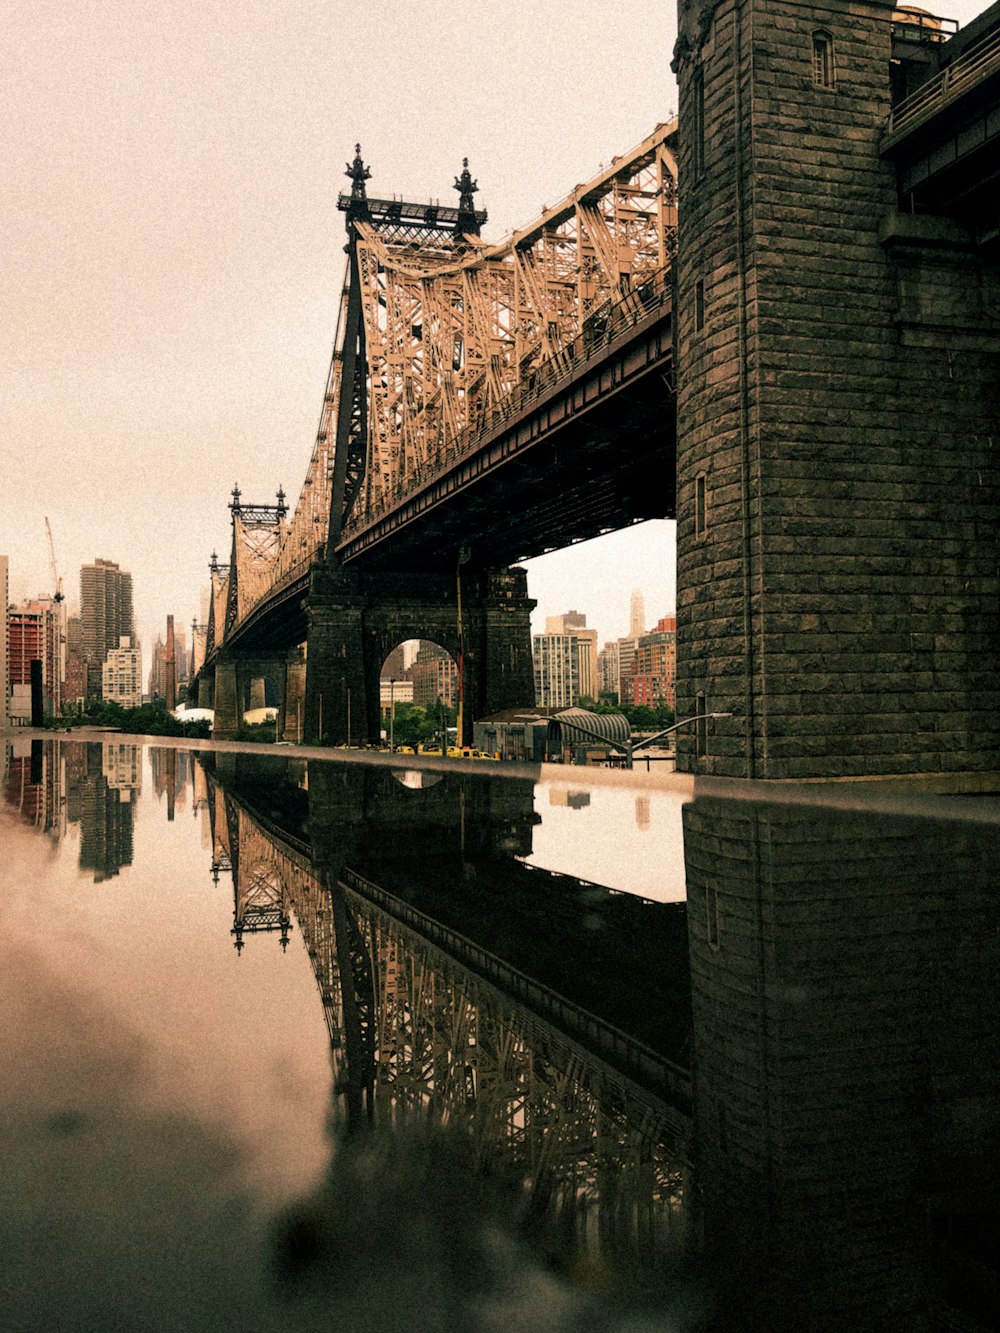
[2,736,997,1331]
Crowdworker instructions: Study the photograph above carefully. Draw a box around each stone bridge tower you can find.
[673,0,1000,779]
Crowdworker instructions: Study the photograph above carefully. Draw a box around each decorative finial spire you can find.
[454,157,482,236]
[276,485,287,519]
[346,143,371,200]
[230,483,242,516]
[209,550,219,572]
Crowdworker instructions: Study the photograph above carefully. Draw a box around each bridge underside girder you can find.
[335,312,676,573]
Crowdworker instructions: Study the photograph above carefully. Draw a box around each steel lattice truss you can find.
[268,351,344,591]
[345,124,676,529]
[212,784,687,1255]
[354,899,686,1253]
[207,122,677,652]
[233,513,284,621]
[205,562,230,658]
[190,623,207,677]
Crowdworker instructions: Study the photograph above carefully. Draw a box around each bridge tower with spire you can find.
[303,145,535,747]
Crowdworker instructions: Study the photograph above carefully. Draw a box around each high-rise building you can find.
[148,624,187,701]
[381,644,407,681]
[0,556,8,727]
[409,641,457,709]
[620,616,677,709]
[629,589,646,641]
[64,615,86,710]
[533,633,579,709]
[597,640,620,699]
[149,636,165,699]
[164,616,176,709]
[7,599,61,720]
[174,628,188,690]
[410,655,458,709]
[102,637,143,709]
[543,612,599,703]
[616,637,640,697]
[81,558,134,700]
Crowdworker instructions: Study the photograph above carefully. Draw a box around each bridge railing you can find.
[343,263,672,535]
[885,23,1000,145]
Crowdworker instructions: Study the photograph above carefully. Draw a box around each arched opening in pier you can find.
[379,639,458,752]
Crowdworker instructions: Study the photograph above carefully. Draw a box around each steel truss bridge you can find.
[193,124,678,678]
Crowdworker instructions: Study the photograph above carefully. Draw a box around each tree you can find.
[389,702,437,746]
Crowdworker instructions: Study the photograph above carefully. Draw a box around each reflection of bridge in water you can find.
[201,749,1000,1327]
[6,739,1000,1324]
[201,753,692,1261]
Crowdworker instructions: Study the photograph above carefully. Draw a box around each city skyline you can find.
[3,535,674,677]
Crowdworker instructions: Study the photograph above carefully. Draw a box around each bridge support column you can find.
[197,674,214,711]
[673,0,1000,779]
[458,567,536,747]
[304,568,367,746]
[303,564,535,748]
[212,660,239,740]
[278,649,306,743]
[233,654,287,732]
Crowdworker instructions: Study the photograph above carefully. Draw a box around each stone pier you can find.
[277,649,306,743]
[212,660,239,740]
[303,564,535,746]
[672,0,1000,779]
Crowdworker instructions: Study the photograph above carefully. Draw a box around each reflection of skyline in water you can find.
[1,738,145,884]
[2,738,998,1330]
[150,746,190,822]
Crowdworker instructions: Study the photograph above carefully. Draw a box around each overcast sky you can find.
[3,0,987,660]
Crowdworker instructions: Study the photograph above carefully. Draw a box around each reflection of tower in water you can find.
[151,747,189,822]
[66,743,137,882]
[2,739,64,840]
[684,793,1000,1329]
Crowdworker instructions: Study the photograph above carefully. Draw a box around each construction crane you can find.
[44,517,64,603]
